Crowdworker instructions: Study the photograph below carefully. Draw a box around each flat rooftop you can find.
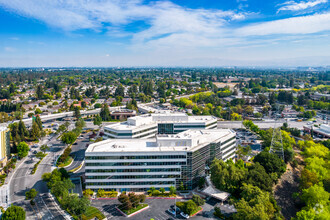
[86,129,235,153]
[104,113,217,131]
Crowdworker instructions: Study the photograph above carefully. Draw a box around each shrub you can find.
[192,195,205,206]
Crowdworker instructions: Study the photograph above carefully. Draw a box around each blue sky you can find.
[0,0,329,67]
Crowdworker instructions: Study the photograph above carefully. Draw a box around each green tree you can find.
[18,120,28,140]
[61,131,77,144]
[17,141,29,158]
[253,151,286,177]
[115,84,125,97]
[40,144,49,153]
[30,121,41,140]
[169,185,176,195]
[25,188,38,200]
[159,188,165,195]
[93,115,102,127]
[128,192,140,208]
[61,194,90,217]
[211,159,246,196]
[184,200,198,215]
[74,106,81,119]
[35,108,42,115]
[233,184,277,220]
[246,162,273,191]
[301,184,329,208]
[100,103,111,121]
[36,84,44,100]
[35,115,43,130]
[2,205,26,220]
[75,118,86,129]
[192,195,205,206]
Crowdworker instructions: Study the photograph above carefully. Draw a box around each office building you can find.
[103,113,217,139]
[0,127,10,168]
[85,129,236,192]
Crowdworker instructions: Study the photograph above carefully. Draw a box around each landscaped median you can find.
[116,192,148,217]
[68,161,84,173]
[116,203,149,217]
[176,194,205,218]
[56,144,73,168]
[81,206,106,220]
[31,153,47,175]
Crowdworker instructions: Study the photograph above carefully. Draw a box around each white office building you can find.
[85,129,236,192]
[103,113,217,139]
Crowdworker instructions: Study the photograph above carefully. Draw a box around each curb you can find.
[72,160,85,173]
[191,207,203,217]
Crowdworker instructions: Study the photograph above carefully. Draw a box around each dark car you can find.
[170,205,181,214]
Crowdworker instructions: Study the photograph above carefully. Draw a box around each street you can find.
[8,135,69,219]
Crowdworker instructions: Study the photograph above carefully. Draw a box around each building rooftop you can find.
[0,127,8,132]
[104,113,217,131]
[86,129,235,153]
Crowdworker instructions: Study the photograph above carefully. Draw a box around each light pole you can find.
[174,179,177,219]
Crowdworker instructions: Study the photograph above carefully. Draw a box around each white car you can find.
[180,212,189,219]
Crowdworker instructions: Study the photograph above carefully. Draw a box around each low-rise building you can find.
[85,129,236,192]
[110,110,136,121]
[281,108,300,118]
[304,124,330,138]
[103,113,217,139]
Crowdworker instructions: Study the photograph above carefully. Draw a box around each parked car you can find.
[167,209,176,216]
[170,205,181,214]
[180,212,189,219]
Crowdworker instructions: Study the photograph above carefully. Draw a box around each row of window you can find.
[86,168,181,173]
[173,124,206,128]
[206,121,218,127]
[105,126,157,136]
[223,151,236,161]
[86,161,186,167]
[85,155,187,160]
[86,181,174,186]
[221,140,236,152]
[86,175,180,179]
[221,136,236,146]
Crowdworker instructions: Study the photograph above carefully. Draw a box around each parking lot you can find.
[92,197,219,220]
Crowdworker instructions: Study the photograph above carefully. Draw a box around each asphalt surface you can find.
[217,119,327,130]
[92,197,219,220]
[9,135,69,219]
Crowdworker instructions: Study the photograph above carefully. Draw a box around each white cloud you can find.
[277,0,328,12]
[4,47,16,52]
[237,12,330,36]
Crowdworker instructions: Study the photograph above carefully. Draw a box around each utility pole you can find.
[270,105,284,161]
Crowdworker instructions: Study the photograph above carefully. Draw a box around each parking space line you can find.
[40,195,54,219]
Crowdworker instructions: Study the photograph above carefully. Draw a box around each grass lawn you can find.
[191,206,202,216]
[57,156,73,168]
[82,206,105,220]
[122,204,148,215]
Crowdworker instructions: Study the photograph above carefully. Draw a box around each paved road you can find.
[9,135,69,219]
[65,131,92,174]
[217,120,313,130]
